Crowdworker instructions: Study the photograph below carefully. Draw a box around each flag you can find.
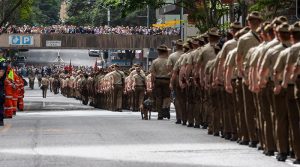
[69,59,72,74]
[94,58,98,71]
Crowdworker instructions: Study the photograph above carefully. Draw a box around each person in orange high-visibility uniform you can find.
[4,67,15,118]
[17,74,24,111]
[12,71,21,115]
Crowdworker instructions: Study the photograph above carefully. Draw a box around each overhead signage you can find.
[46,40,62,47]
[9,35,34,45]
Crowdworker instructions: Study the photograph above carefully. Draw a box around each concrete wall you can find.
[0,34,179,49]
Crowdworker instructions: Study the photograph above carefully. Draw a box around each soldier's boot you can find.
[0,113,4,126]
[144,110,148,120]
[162,108,170,119]
[175,119,181,124]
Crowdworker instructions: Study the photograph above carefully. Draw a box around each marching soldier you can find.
[224,28,250,141]
[28,70,35,89]
[235,11,262,146]
[150,45,171,120]
[215,22,242,140]
[110,64,125,112]
[80,74,89,105]
[280,21,300,164]
[41,76,50,98]
[132,67,146,111]
[259,22,290,156]
[167,39,184,124]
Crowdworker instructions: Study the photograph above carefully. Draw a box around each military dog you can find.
[140,98,153,120]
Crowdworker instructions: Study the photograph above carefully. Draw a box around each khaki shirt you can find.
[249,42,267,67]
[225,49,238,79]
[237,31,260,60]
[41,78,49,87]
[173,53,187,71]
[166,50,183,68]
[196,43,218,67]
[256,38,280,67]
[226,48,238,67]
[273,48,291,81]
[133,73,146,86]
[150,56,170,78]
[286,42,300,66]
[219,38,237,61]
[110,70,125,85]
[205,59,216,75]
[186,48,201,65]
[261,42,290,73]
[243,47,257,80]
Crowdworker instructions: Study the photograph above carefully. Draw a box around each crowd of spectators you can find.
[0,25,180,35]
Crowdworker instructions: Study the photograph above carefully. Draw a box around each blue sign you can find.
[10,36,21,45]
[9,35,34,45]
[22,36,32,45]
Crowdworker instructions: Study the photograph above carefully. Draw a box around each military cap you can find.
[112,64,119,68]
[271,16,287,28]
[246,11,263,21]
[191,37,199,45]
[276,23,290,33]
[157,44,170,52]
[183,43,190,49]
[289,22,300,32]
[202,32,209,38]
[175,39,184,46]
[208,27,221,37]
[196,35,205,42]
[264,24,273,33]
[261,21,271,30]
[133,63,140,67]
[230,22,243,29]
[256,26,262,33]
[129,67,135,72]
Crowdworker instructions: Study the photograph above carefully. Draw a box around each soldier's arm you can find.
[225,65,234,93]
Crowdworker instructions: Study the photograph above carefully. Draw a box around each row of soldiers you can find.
[45,11,300,164]
[52,64,151,114]
[0,49,25,126]
[164,11,300,164]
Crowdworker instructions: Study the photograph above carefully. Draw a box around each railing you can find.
[0,34,180,49]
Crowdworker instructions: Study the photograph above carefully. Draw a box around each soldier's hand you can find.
[169,83,174,91]
[274,85,282,95]
[225,84,233,94]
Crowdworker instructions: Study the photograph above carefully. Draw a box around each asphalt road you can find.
[20,49,98,66]
[0,85,297,167]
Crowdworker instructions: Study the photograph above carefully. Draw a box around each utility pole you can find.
[146,5,149,28]
[107,6,111,27]
[180,0,184,40]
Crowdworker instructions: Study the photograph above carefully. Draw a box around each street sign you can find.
[46,40,62,47]
[9,35,34,45]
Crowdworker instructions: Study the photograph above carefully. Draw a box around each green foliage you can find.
[66,0,157,26]
[248,0,294,18]
[0,0,61,26]
[102,0,230,32]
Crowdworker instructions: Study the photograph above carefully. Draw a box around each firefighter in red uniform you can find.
[13,71,21,115]
[17,74,25,111]
[4,66,15,118]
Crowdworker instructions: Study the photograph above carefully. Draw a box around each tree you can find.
[102,0,231,32]
[0,0,61,27]
[66,0,156,26]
